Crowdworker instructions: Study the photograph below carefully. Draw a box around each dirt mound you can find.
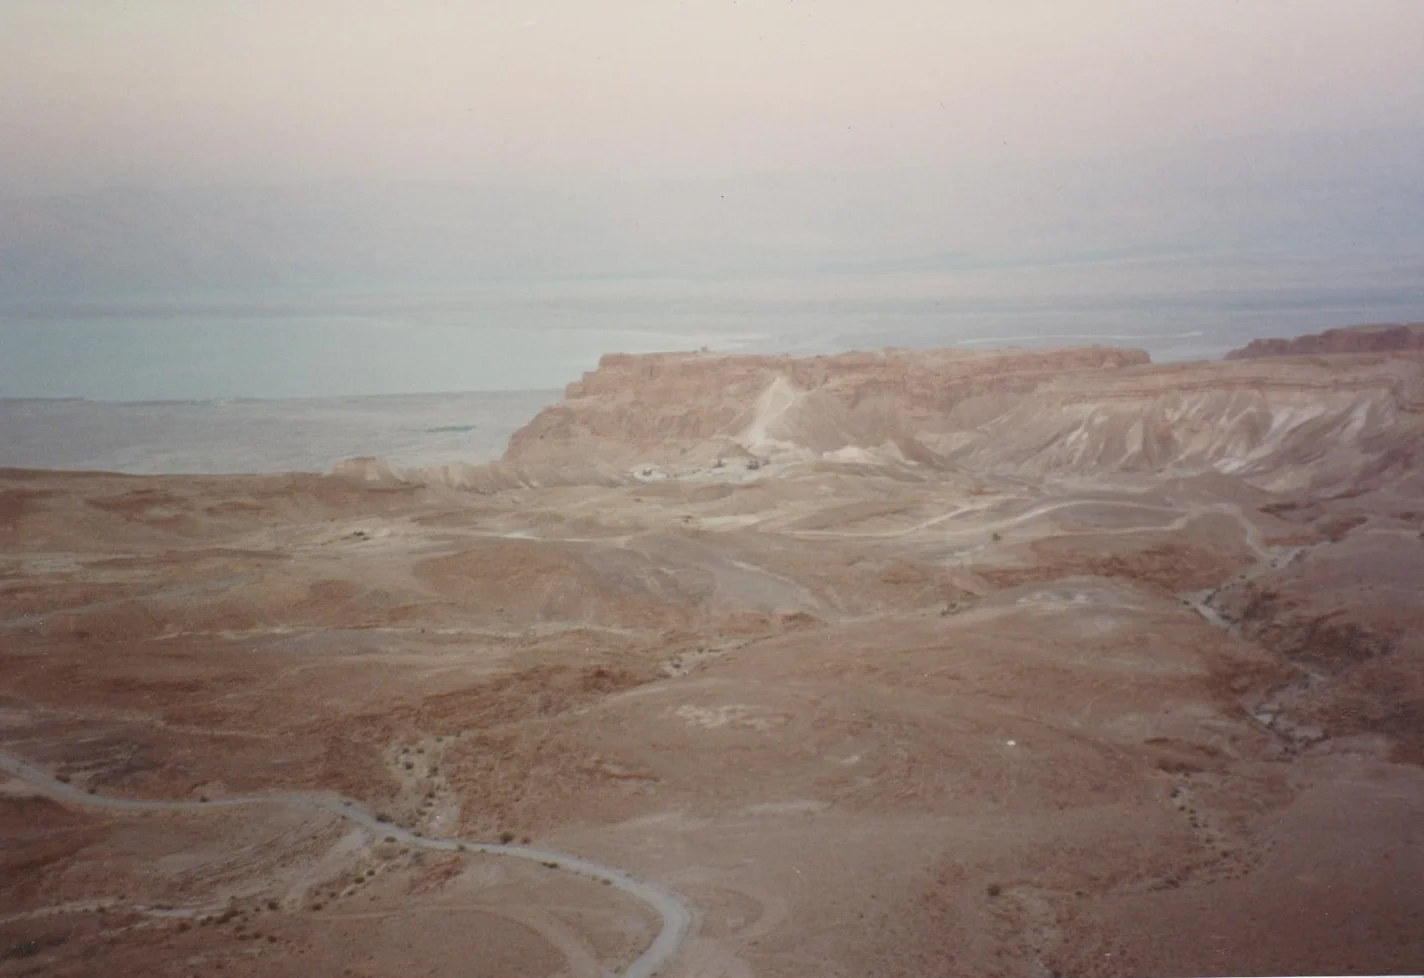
[328,455,628,492]
[415,539,699,630]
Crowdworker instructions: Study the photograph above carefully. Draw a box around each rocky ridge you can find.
[479,343,1424,494]
[11,322,1424,978]
[1226,321,1424,359]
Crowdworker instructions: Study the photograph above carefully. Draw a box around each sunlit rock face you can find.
[8,325,1424,978]
[495,343,1422,495]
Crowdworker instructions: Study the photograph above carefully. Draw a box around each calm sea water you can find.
[3,257,1421,474]
[4,252,1423,402]
[0,390,559,474]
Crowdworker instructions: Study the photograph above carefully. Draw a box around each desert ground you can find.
[3,326,1424,977]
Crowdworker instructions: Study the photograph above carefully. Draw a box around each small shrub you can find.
[5,939,41,959]
[499,831,516,844]
[991,532,1002,542]
[986,883,1002,897]
[375,813,392,823]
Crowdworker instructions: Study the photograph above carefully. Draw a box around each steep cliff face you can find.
[939,355,1424,491]
[502,347,1147,470]
[498,346,1424,492]
[1226,322,1424,359]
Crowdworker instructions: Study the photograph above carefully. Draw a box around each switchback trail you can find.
[0,751,692,978]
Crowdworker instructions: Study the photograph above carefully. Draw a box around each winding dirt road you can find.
[0,751,693,978]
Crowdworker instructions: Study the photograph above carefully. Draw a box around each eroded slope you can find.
[5,339,1424,976]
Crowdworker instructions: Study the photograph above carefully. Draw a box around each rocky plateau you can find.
[3,326,1423,977]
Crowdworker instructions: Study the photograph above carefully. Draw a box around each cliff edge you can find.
[498,344,1424,493]
[1226,322,1424,359]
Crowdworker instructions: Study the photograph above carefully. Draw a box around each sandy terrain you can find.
[3,337,1424,976]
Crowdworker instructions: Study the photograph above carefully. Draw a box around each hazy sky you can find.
[4,0,1424,196]
[3,1,1423,401]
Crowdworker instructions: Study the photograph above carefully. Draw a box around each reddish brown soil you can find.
[4,341,1424,976]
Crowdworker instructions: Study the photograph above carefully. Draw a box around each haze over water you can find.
[2,1,1422,401]
[4,262,1423,401]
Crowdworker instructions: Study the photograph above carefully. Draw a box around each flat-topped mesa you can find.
[500,344,1424,493]
[502,346,1148,474]
[1226,322,1424,359]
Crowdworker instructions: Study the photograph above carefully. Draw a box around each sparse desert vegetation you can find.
[3,335,1424,976]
